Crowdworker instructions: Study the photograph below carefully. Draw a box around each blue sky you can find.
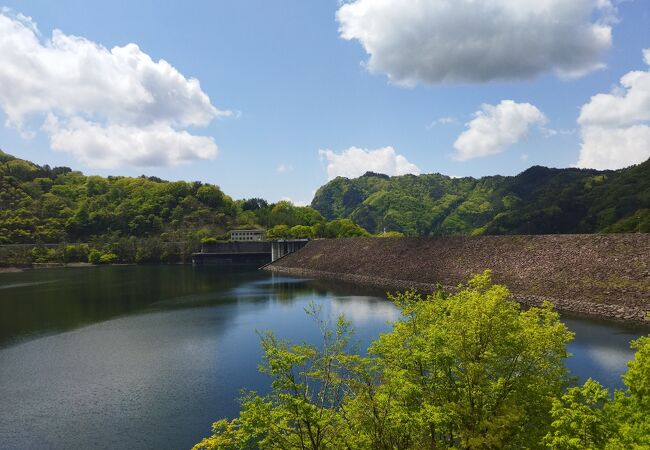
[0,0,648,204]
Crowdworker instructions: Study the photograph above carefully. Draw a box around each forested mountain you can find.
[312,158,650,236]
[0,149,366,247]
[3,146,648,251]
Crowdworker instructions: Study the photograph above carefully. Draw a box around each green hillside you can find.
[0,150,368,264]
[311,159,650,236]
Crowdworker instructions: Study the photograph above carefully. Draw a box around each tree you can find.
[241,198,269,211]
[543,379,612,449]
[323,219,370,238]
[289,225,313,239]
[88,249,102,264]
[197,185,225,208]
[544,336,650,449]
[353,271,573,449]
[194,271,575,449]
[606,336,650,448]
[193,303,357,450]
[267,225,291,240]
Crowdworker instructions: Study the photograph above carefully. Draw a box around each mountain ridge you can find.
[311,159,650,235]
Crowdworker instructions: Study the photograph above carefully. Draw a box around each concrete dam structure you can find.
[192,239,309,266]
[192,241,272,265]
[264,235,650,324]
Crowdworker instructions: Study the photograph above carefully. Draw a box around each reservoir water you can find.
[0,266,647,450]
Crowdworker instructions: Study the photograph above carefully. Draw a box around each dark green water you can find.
[0,266,647,450]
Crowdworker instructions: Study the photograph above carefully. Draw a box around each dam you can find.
[264,234,650,324]
[191,239,308,265]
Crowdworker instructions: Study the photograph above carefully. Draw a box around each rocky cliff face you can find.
[266,235,650,323]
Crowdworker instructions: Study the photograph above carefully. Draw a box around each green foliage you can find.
[544,336,650,449]
[315,219,370,238]
[194,271,578,449]
[88,249,102,265]
[99,252,119,264]
[62,244,89,263]
[266,220,370,240]
[375,230,404,237]
[605,336,650,448]
[201,237,218,245]
[312,159,650,235]
[192,271,650,449]
[544,379,613,449]
[0,151,367,265]
[194,303,361,450]
[31,246,58,263]
[266,224,291,240]
[288,225,314,239]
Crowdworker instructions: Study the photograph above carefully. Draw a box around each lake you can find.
[0,266,647,450]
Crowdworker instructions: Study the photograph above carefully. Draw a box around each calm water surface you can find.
[0,266,647,450]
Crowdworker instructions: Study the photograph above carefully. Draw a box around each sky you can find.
[0,0,648,205]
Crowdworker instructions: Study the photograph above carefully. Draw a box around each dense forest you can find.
[0,150,368,265]
[312,158,650,236]
[3,148,649,265]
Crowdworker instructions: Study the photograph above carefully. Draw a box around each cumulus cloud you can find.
[319,146,420,179]
[337,0,615,85]
[576,49,650,170]
[44,116,217,169]
[453,100,546,161]
[0,10,230,168]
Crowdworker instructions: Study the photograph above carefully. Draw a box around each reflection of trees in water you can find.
[309,278,389,298]
[262,275,387,304]
[0,267,395,348]
[262,276,395,318]
[0,265,268,347]
[265,277,314,303]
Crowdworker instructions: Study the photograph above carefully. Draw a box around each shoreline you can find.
[0,262,95,273]
[265,265,650,326]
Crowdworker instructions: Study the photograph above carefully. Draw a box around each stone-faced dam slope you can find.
[265,235,650,324]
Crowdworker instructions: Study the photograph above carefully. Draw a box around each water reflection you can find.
[330,296,401,324]
[0,266,647,450]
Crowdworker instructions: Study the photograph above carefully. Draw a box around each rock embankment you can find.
[265,235,650,324]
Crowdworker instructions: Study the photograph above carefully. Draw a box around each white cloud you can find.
[576,125,650,170]
[0,10,230,167]
[319,146,420,179]
[426,116,457,129]
[576,49,650,170]
[337,0,614,85]
[453,100,546,161]
[578,49,650,128]
[44,116,217,169]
